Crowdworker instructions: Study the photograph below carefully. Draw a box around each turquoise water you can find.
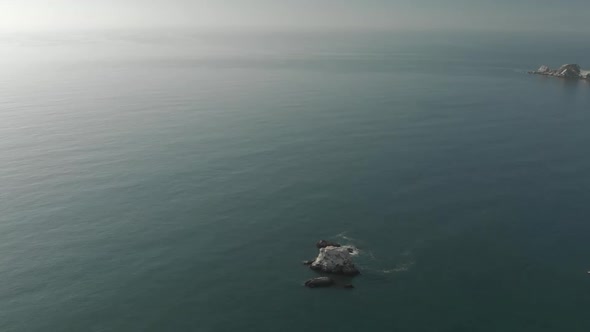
[1,31,590,331]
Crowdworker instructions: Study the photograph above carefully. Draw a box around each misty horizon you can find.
[2,0,590,34]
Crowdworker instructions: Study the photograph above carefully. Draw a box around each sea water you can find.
[1,30,590,331]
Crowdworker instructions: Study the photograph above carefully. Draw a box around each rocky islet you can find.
[529,64,590,80]
[303,240,360,289]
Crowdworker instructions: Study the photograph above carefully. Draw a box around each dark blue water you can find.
[1,31,590,331]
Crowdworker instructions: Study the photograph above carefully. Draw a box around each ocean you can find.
[1,30,590,331]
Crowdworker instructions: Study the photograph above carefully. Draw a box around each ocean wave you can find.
[380,261,415,274]
[334,232,356,242]
[328,233,414,274]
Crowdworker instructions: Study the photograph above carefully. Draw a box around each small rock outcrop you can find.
[529,64,586,80]
[305,277,335,288]
[558,64,581,78]
[310,246,360,276]
[316,240,341,249]
[536,65,550,73]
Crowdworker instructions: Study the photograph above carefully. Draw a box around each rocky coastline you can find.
[528,64,590,80]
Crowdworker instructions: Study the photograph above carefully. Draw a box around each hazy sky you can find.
[1,0,589,32]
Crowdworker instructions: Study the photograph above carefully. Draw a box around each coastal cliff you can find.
[529,64,590,80]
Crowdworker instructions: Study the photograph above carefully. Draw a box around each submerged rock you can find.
[302,260,314,266]
[310,246,360,276]
[305,277,335,288]
[316,240,341,249]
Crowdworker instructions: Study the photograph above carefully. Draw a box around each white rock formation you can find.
[310,246,360,275]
